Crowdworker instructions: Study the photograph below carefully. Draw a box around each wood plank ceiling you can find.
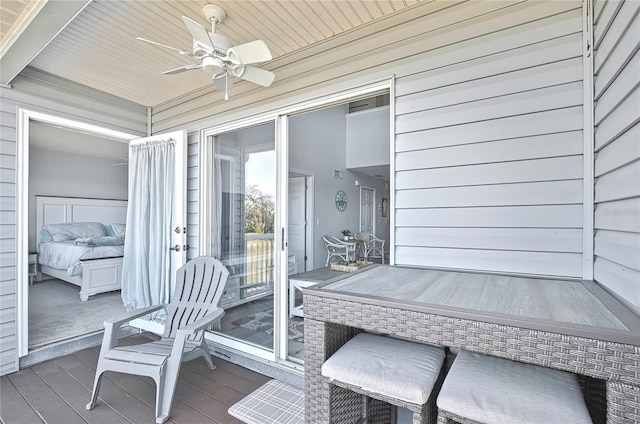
[1,0,422,107]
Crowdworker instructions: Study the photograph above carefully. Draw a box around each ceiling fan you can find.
[137,4,275,99]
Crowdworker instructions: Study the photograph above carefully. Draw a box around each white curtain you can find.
[122,138,175,316]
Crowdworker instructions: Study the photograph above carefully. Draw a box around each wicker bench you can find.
[322,333,446,424]
[437,350,593,424]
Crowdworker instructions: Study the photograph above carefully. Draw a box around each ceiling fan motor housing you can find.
[192,32,232,57]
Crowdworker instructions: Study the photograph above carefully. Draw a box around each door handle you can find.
[170,245,181,252]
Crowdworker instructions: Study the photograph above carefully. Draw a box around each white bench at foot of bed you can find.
[40,257,123,301]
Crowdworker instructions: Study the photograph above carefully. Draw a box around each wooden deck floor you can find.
[1,334,271,424]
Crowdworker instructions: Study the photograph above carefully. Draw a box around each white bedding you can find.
[38,240,124,276]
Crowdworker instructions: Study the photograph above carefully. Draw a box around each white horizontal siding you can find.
[593,2,640,97]
[186,133,199,260]
[594,54,639,124]
[396,205,582,229]
[0,98,16,376]
[595,198,640,233]
[594,230,640,271]
[395,32,582,97]
[594,159,640,203]
[396,156,583,190]
[593,0,640,311]
[396,81,583,134]
[594,122,639,176]
[396,228,582,253]
[393,4,583,277]
[396,131,583,170]
[594,256,640,310]
[395,57,583,116]
[396,246,582,277]
[395,106,583,152]
[396,180,583,209]
[595,83,640,151]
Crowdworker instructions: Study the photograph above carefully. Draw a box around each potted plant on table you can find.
[341,229,351,241]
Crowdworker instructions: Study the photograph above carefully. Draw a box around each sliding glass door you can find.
[200,81,392,368]
[208,122,277,353]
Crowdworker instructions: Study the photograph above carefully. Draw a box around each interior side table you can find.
[289,278,315,318]
[28,252,37,285]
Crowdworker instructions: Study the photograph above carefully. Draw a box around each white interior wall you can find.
[28,148,128,251]
[592,0,640,313]
[346,105,390,169]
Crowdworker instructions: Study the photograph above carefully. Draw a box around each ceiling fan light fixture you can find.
[202,56,225,75]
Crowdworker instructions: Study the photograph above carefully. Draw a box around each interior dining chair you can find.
[323,235,355,265]
[86,256,229,424]
[365,234,386,264]
[353,232,370,260]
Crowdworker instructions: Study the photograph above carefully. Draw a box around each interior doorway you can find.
[15,108,137,357]
[288,172,314,274]
[359,186,375,234]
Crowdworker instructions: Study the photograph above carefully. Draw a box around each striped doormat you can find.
[228,379,304,424]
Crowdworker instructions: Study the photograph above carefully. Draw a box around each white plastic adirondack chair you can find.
[86,256,229,424]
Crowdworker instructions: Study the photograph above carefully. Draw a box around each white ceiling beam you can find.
[0,0,90,87]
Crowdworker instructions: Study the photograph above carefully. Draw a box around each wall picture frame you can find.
[381,197,388,217]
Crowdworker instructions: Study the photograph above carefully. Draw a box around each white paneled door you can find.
[360,187,375,233]
[288,177,306,274]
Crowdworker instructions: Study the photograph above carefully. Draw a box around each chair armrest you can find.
[99,304,166,351]
[104,304,166,328]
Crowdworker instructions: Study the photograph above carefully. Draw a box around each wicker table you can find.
[303,265,640,424]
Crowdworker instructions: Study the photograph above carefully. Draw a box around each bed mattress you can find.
[38,240,124,276]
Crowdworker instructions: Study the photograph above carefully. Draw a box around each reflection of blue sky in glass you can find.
[246,150,276,198]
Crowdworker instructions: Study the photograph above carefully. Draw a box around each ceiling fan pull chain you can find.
[224,73,229,101]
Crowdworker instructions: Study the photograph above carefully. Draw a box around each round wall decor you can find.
[335,190,348,212]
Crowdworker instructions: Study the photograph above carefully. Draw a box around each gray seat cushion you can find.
[437,350,592,424]
[228,379,303,424]
[321,333,445,405]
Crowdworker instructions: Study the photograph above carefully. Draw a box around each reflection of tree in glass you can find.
[245,185,274,234]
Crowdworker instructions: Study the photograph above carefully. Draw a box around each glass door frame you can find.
[200,114,282,364]
[200,78,393,368]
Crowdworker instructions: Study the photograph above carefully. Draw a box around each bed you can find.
[36,196,127,301]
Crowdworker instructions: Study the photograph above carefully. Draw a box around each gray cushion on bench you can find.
[437,350,592,424]
[228,379,303,424]
[321,333,445,405]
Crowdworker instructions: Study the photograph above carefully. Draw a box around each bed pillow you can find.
[108,223,126,238]
[39,229,53,243]
[43,222,107,242]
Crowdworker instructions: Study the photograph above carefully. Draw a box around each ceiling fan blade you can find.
[136,37,194,57]
[226,40,272,65]
[213,73,233,92]
[162,64,201,75]
[182,16,215,52]
[234,65,275,87]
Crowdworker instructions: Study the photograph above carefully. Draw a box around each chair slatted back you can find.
[162,257,229,340]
